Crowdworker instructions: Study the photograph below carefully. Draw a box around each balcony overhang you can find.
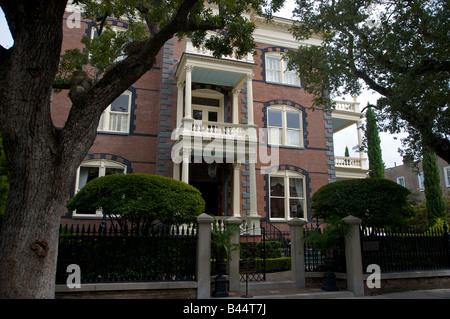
[331,100,363,133]
[176,52,256,88]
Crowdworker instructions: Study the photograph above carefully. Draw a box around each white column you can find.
[182,148,190,184]
[176,82,185,128]
[184,65,193,120]
[232,88,239,124]
[232,163,241,217]
[246,74,254,125]
[249,154,257,216]
[173,163,180,181]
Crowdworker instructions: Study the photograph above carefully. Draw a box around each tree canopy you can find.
[311,178,413,228]
[66,174,205,229]
[286,0,449,163]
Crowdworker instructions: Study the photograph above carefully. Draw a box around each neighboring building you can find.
[385,156,450,202]
[54,5,367,231]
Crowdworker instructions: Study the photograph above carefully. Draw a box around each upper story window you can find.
[396,176,405,187]
[265,53,300,86]
[269,170,306,220]
[417,172,425,191]
[267,105,303,147]
[444,166,450,187]
[73,159,126,216]
[192,90,224,123]
[98,91,131,133]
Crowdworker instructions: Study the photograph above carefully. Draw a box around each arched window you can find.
[267,105,303,147]
[73,159,127,217]
[269,170,306,220]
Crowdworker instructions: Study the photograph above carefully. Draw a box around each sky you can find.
[0,2,405,168]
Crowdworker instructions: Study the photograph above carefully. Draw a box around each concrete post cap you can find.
[196,213,214,224]
[287,218,308,226]
[342,215,362,225]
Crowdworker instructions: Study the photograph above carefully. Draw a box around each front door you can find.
[190,163,224,216]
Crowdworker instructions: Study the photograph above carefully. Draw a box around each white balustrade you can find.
[334,100,360,113]
[191,121,247,138]
[335,156,363,169]
[185,39,254,63]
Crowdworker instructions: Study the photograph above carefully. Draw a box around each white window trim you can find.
[73,159,127,218]
[191,89,224,123]
[267,105,303,148]
[269,170,306,221]
[98,91,132,133]
[265,53,301,87]
[396,176,405,187]
[444,166,450,187]
[417,172,425,191]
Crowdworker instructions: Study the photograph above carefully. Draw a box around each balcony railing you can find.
[192,121,248,138]
[335,156,364,169]
[333,100,360,113]
[185,39,254,63]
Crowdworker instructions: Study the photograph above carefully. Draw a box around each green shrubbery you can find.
[66,173,205,229]
[311,178,413,228]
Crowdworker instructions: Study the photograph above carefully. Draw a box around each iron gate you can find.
[240,220,266,281]
[239,218,291,282]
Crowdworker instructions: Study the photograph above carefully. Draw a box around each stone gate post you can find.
[287,218,307,288]
[342,215,365,297]
[225,217,243,292]
[197,213,213,299]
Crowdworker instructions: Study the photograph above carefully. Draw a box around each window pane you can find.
[208,111,218,122]
[289,178,304,198]
[192,97,220,107]
[267,70,280,83]
[79,167,99,189]
[267,57,280,70]
[268,110,282,127]
[270,177,284,197]
[111,94,129,112]
[286,112,300,129]
[286,129,301,146]
[269,127,282,145]
[105,168,124,175]
[270,198,285,218]
[284,72,298,86]
[289,199,304,218]
[193,110,202,120]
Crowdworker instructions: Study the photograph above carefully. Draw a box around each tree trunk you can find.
[0,0,77,298]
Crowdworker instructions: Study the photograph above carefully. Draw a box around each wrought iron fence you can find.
[361,223,450,273]
[303,223,346,273]
[56,223,197,284]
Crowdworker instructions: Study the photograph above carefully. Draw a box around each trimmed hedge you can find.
[240,241,282,259]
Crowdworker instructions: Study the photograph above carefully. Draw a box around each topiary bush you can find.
[66,173,205,229]
[311,178,413,228]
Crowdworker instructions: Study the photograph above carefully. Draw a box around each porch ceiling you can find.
[192,68,242,87]
[176,52,255,88]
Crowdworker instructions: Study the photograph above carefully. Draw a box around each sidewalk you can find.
[342,288,450,299]
[227,271,450,299]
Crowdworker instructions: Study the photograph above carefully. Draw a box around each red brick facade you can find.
[55,11,334,227]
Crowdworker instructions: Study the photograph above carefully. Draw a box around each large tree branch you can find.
[62,0,216,147]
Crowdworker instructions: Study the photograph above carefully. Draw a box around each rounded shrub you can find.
[66,173,205,226]
[311,178,413,228]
